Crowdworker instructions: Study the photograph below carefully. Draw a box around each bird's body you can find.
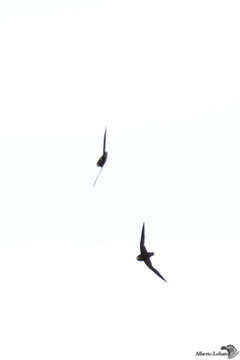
[136,252,154,261]
[136,223,166,282]
[97,152,108,167]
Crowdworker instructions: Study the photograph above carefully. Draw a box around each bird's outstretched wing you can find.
[103,128,107,154]
[145,258,167,282]
[93,167,103,187]
[140,223,147,254]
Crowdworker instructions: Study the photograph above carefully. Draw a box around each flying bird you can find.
[93,128,108,186]
[97,127,107,167]
[136,223,167,282]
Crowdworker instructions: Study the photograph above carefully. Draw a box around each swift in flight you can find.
[136,223,167,282]
[93,128,108,186]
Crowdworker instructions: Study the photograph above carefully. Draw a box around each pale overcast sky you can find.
[0,1,240,359]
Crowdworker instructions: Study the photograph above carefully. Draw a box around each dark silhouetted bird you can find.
[97,127,108,167]
[136,223,167,282]
[93,128,108,186]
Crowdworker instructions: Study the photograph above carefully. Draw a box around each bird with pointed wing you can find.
[136,223,167,282]
[93,128,108,186]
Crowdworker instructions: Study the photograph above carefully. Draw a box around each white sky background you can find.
[0,1,240,359]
